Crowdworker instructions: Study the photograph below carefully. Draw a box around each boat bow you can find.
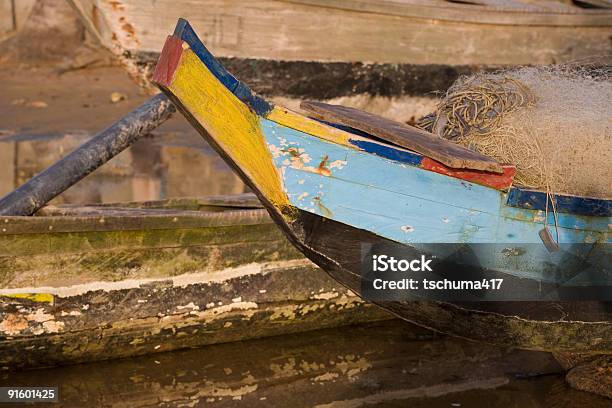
[153,20,289,212]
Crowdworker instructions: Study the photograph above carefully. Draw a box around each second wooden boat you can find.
[152,19,611,395]
[68,0,612,97]
[0,195,389,369]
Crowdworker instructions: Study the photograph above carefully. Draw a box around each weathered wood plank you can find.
[42,194,263,212]
[68,0,612,69]
[0,262,391,369]
[0,210,271,234]
[282,0,609,24]
[0,223,285,257]
[0,242,303,289]
[0,193,393,367]
[301,101,504,173]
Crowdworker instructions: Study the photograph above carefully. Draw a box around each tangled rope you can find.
[416,76,535,140]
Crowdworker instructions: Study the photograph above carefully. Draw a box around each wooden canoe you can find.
[153,20,611,358]
[67,0,612,97]
[0,194,390,369]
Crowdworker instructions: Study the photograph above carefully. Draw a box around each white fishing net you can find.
[417,62,612,198]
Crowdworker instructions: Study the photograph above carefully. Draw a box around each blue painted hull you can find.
[260,118,609,286]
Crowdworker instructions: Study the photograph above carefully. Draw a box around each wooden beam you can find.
[301,101,504,173]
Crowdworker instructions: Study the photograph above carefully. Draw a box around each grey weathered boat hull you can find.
[0,195,390,369]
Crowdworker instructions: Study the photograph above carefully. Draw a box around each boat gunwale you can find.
[0,194,271,235]
[38,194,263,211]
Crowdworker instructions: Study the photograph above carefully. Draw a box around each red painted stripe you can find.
[421,157,515,190]
[152,35,184,87]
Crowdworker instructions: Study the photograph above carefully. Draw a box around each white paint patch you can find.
[195,375,258,398]
[41,320,64,334]
[201,302,259,318]
[314,372,339,382]
[268,143,283,158]
[329,160,347,169]
[0,314,27,336]
[27,309,54,323]
[0,259,314,298]
[176,302,200,311]
[312,291,339,300]
[534,211,546,223]
[60,310,82,317]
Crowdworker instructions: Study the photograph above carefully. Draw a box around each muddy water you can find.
[2,321,609,407]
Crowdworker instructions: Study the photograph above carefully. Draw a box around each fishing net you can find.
[417,63,612,198]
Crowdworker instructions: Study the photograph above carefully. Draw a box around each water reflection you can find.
[3,321,608,407]
[0,129,246,203]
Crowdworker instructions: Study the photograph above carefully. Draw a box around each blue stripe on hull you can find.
[507,187,612,217]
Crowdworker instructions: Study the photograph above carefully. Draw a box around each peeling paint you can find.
[176,302,200,311]
[3,293,53,304]
[0,314,28,336]
[314,372,339,382]
[200,302,259,318]
[41,320,64,334]
[195,375,258,398]
[0,259,314,298]
[312,291,339,300]
[329,160,347,170]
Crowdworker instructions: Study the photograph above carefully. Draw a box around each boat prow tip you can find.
[173,17,191,38]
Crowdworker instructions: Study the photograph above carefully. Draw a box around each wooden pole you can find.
[0,94,175,216]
